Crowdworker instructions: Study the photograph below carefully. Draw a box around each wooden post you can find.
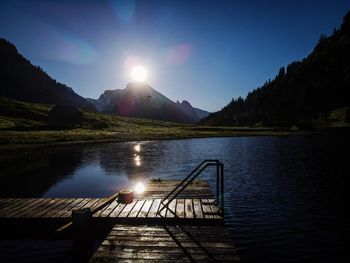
[72,208,92,234]
[56,193,119,232]
[72,208,94,261]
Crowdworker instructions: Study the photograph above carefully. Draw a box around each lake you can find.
[0,135,349,263]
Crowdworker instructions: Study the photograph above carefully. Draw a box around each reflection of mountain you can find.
[97,142,155,180]
[49,147,83,175]
[96,141,195,181]
[89,82,209,123]
[0,147,83,197]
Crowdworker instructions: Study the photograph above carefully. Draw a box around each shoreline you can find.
[0,129,306,153]
[1,125,348,153]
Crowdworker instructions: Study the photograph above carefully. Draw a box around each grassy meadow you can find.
[1,96,348,150]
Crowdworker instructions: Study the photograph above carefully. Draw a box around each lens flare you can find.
[134,182,145,195]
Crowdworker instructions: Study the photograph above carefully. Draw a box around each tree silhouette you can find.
[201,10,350,129]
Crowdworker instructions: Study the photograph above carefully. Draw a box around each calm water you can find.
[1,135,349,262]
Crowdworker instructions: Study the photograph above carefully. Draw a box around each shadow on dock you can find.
[0,178,240,262]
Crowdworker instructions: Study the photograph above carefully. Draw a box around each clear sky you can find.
[1,0,349,112]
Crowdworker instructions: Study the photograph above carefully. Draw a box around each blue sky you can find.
[1,0,349,112]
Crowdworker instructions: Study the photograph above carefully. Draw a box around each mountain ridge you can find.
[88,82,209,123]
[0,38,96,111]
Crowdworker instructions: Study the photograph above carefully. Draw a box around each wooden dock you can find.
[0,180,240,262]
[0,180,221,222]
[89,225,240,263]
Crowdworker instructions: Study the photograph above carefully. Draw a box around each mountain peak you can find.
[91,83,209,123]
[180,100,192,106]
[126,81,151,89]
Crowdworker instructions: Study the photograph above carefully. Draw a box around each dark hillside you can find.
[202,11,350,129]
[0,39,95,111]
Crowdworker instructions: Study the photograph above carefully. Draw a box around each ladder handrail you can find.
[158,160,224,218]
[160,159,218,202]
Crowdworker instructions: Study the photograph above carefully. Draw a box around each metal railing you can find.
[157,160,224,218]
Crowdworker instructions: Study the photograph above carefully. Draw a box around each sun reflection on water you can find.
[134,155,141,166]
[134,143,142,166]
[134,143,141,152]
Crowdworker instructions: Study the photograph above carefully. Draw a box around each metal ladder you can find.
[157,160,224,218]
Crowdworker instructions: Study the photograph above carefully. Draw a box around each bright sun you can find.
[130,66,148,82]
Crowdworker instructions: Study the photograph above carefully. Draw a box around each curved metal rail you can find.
[158,160,224,218]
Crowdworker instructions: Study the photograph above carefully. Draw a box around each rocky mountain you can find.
[0,38,95,111]
[89,82,209,123]
[201,10,350,128]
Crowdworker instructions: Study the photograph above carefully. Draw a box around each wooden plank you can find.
[99,239,234,249]
[0,198,17,216]
[165,199,176,218]
[37,198,67,218]
[90,193,119,218]
[176,199,185,218]
[74,198,91,210]
[109,203,126,217]
[2,198,44,217]
[143,180,213,199]
[90,194,119,216]
[45,198,74,218]
[92,199,110,217]
[57,195,117,233]
[208,198,221,219]
[184,199,194,219]
[147,199,161,218]
[118,200,137,218]
[201,199,213,219]
[100,200,119,218]
[137,199,153,218]
[81,198,100,210]
[13,198,47,217]
[158,199,168,218]
[58,198,91,219]
[128,200,145,218]
[0,198,35,216]
[1,198,20,211]
[106,230,235,240]
[0,198,17,211]
[57,198,84,218]
[93,248,238,260]
[31,199,60,218]
[0,198,10,205]
[193,199,204,219]
[19,198,55,218]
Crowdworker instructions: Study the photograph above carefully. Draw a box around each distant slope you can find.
[194,107,210,119]
[176,100,209,120]
[202,11,350,128]
[90,82,209,123]
[0,39,95,111]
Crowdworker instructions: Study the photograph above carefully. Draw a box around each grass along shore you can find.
[2,96,347,150]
